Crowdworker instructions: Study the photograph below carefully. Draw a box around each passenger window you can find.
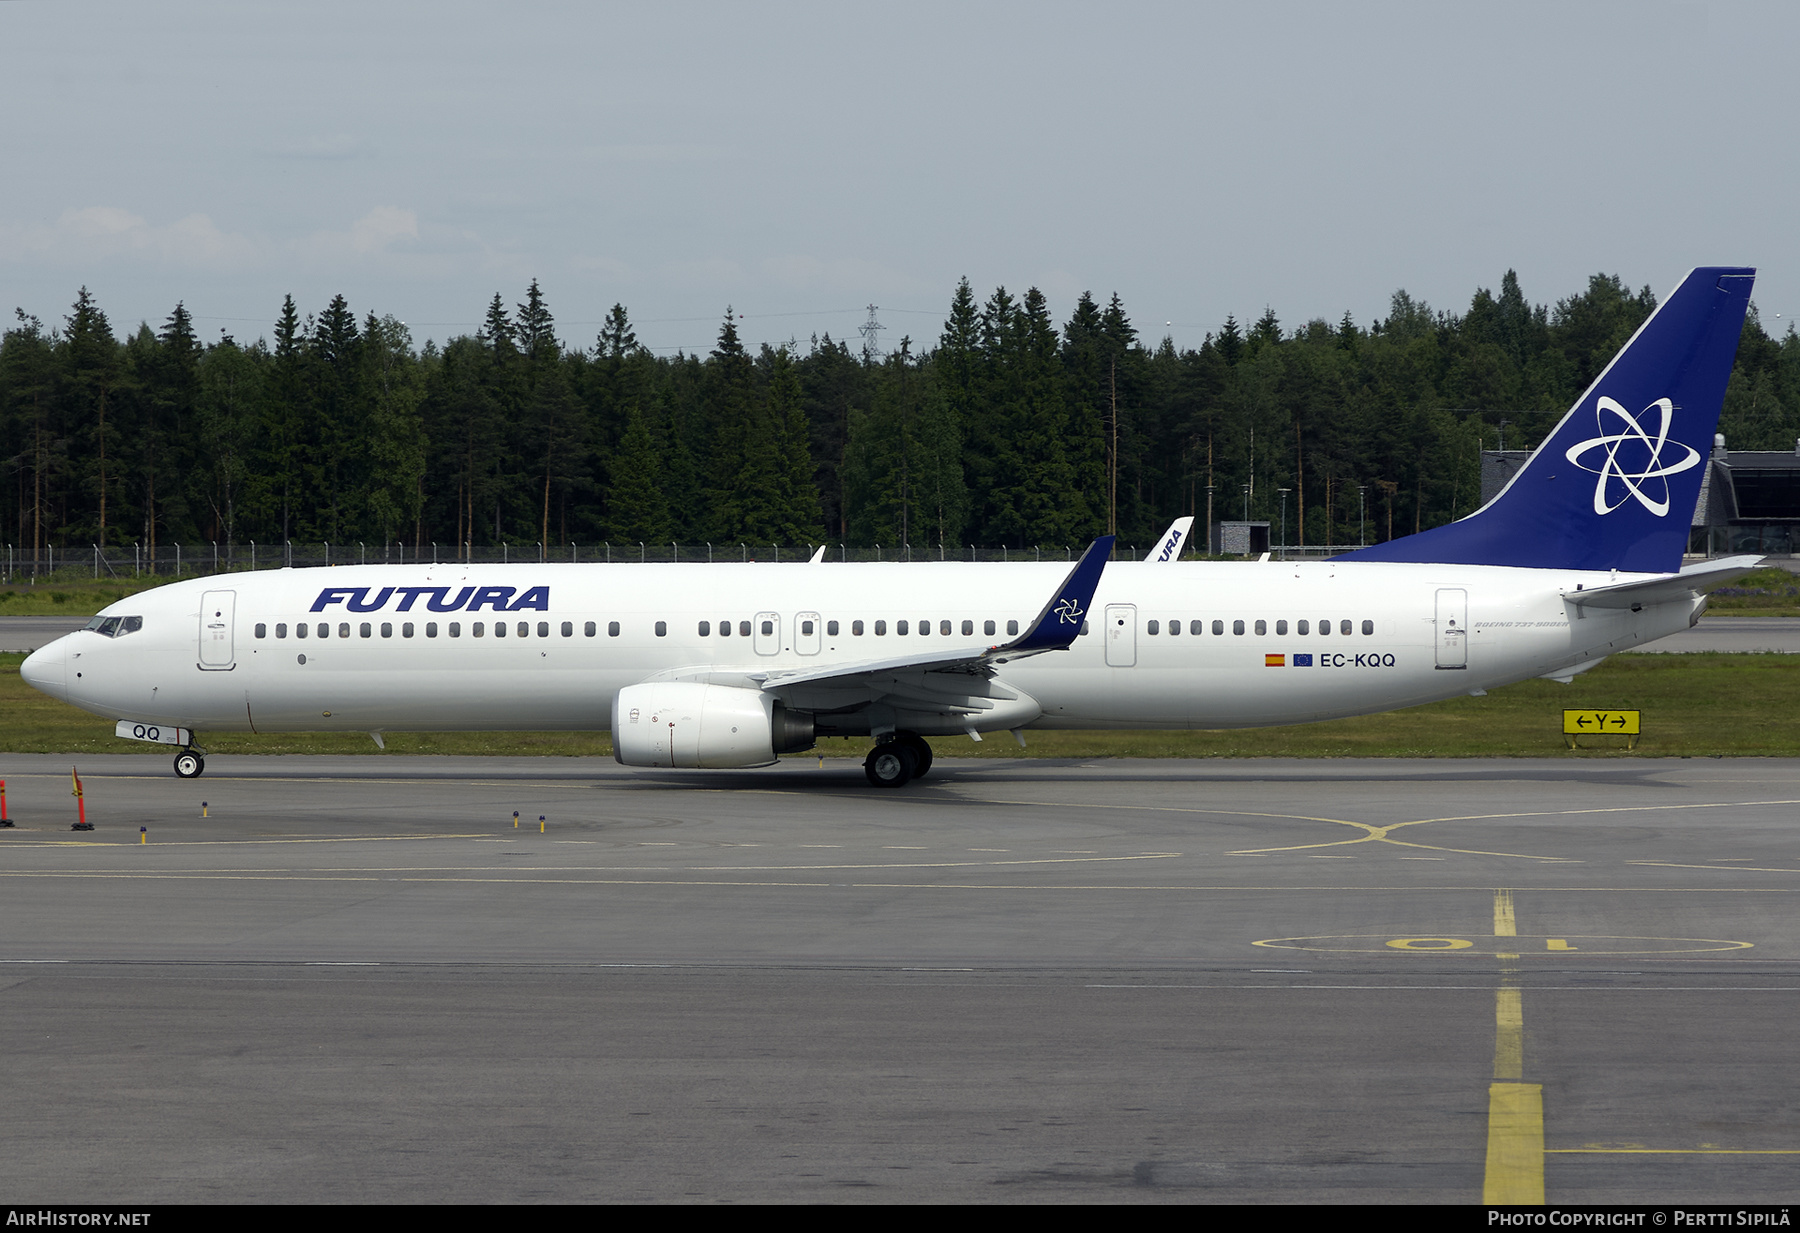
[852,620,864,635]
[473,622,484,637]
[255,623,267,639]
[1319,619,1330,636]
[427,623,439,638]
[655,621,667,637]
[403,622,414,638]
[495,622,507,638]
[535,622,547,638]
[738,621,750,637]
[1360,619,1373,636]
[1341,619,1352,635]
[827,620,839,636]
[1190,620,1202,635]
[917,619,929,636]
[875,620,887,635]
[760,620,773,636]
[984,620,995,636]
[1147,620,1159,635]
[1275,620,1287,635]
[381,623,393,638]
[1006,620,1018,636]
[1255,620,1267,635]
[339,623,351,639]
[1212,620,1223,635]
[276,623,288,639]
[1168,618,1180,636]
[609,622,620,637]
[897,620,909,635]
[801,619,814,635]
[585,621,596,637]
[319,624,330,638]
[698,620,711,636]
[717,619,730,636]
[518,622,529,638]
[1233,620,1245,635]
[962,620,973,636]
[1298,619,1309,635]
[296,623,308,639]
[562,621,573,637]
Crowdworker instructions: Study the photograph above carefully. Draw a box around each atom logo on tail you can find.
[1564,396,1701,517]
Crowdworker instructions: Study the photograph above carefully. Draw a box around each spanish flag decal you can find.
[1265,653,1285,667]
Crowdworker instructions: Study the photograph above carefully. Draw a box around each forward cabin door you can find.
[1434,588,1468,669]
[198,590,237,670]
[1105,603,1137,667]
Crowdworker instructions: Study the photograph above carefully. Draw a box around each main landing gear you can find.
[173,749,206,779]
[863,732,933,788]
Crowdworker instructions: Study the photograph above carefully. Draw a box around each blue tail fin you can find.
[1341,267,1754,573]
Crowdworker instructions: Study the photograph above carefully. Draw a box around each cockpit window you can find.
[84,616,142,638]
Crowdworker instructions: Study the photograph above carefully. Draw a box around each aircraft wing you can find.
[753,535,1116,692]
[1562,555,1764,609]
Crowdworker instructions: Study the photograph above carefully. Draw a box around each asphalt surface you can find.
[3,754,1798,1203]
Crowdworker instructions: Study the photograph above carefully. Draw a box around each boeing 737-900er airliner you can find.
[20,267,1763,787]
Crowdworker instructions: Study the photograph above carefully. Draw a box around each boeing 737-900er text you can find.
[20,267,1762,787]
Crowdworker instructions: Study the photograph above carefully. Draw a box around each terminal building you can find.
[1481,435,1800,558]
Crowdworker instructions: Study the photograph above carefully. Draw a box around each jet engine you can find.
[612,682,815,768]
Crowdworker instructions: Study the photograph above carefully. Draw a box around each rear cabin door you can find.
[198,590,236,670]
[1434,588,1468,669]
[1105,603,1137,667]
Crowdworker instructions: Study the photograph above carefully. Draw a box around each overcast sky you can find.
[2,1,1794,355]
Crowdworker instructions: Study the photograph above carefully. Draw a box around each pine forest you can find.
[4,271,1798,570]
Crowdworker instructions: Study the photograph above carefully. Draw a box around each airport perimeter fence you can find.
[2,539,1370,585]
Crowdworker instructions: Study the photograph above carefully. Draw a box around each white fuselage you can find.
[23,559,1697,738]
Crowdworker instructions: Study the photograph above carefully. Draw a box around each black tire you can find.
[898,733,933,778]
[863,742,916,788]
[174,751,204,779]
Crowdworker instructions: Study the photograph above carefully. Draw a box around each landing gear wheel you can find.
[896,733,933,778]
[864,742,917,788]
[174,751,205,779]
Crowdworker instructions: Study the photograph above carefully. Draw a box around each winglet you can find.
[1002,536,1115,654]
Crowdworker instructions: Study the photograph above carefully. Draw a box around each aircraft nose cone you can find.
[20,637,68,701]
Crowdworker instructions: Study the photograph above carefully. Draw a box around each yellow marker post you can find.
[202,801,209,818]
[539,815,546,834]
[140,827,147,844]
[513,811,520,829]
[1563,709,1640,750]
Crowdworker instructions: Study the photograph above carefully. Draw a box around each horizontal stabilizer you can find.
[1563,555,1764,609]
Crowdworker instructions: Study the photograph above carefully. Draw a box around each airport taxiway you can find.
[3,754,1798,1203]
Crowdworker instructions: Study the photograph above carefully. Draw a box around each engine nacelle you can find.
[612,682,814,768]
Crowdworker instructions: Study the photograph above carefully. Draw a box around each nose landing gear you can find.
[863,732,933,788]
[174,749,206,779]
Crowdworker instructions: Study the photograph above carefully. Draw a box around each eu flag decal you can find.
[1293,653,1313,667]
[1265,653,1285,667]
